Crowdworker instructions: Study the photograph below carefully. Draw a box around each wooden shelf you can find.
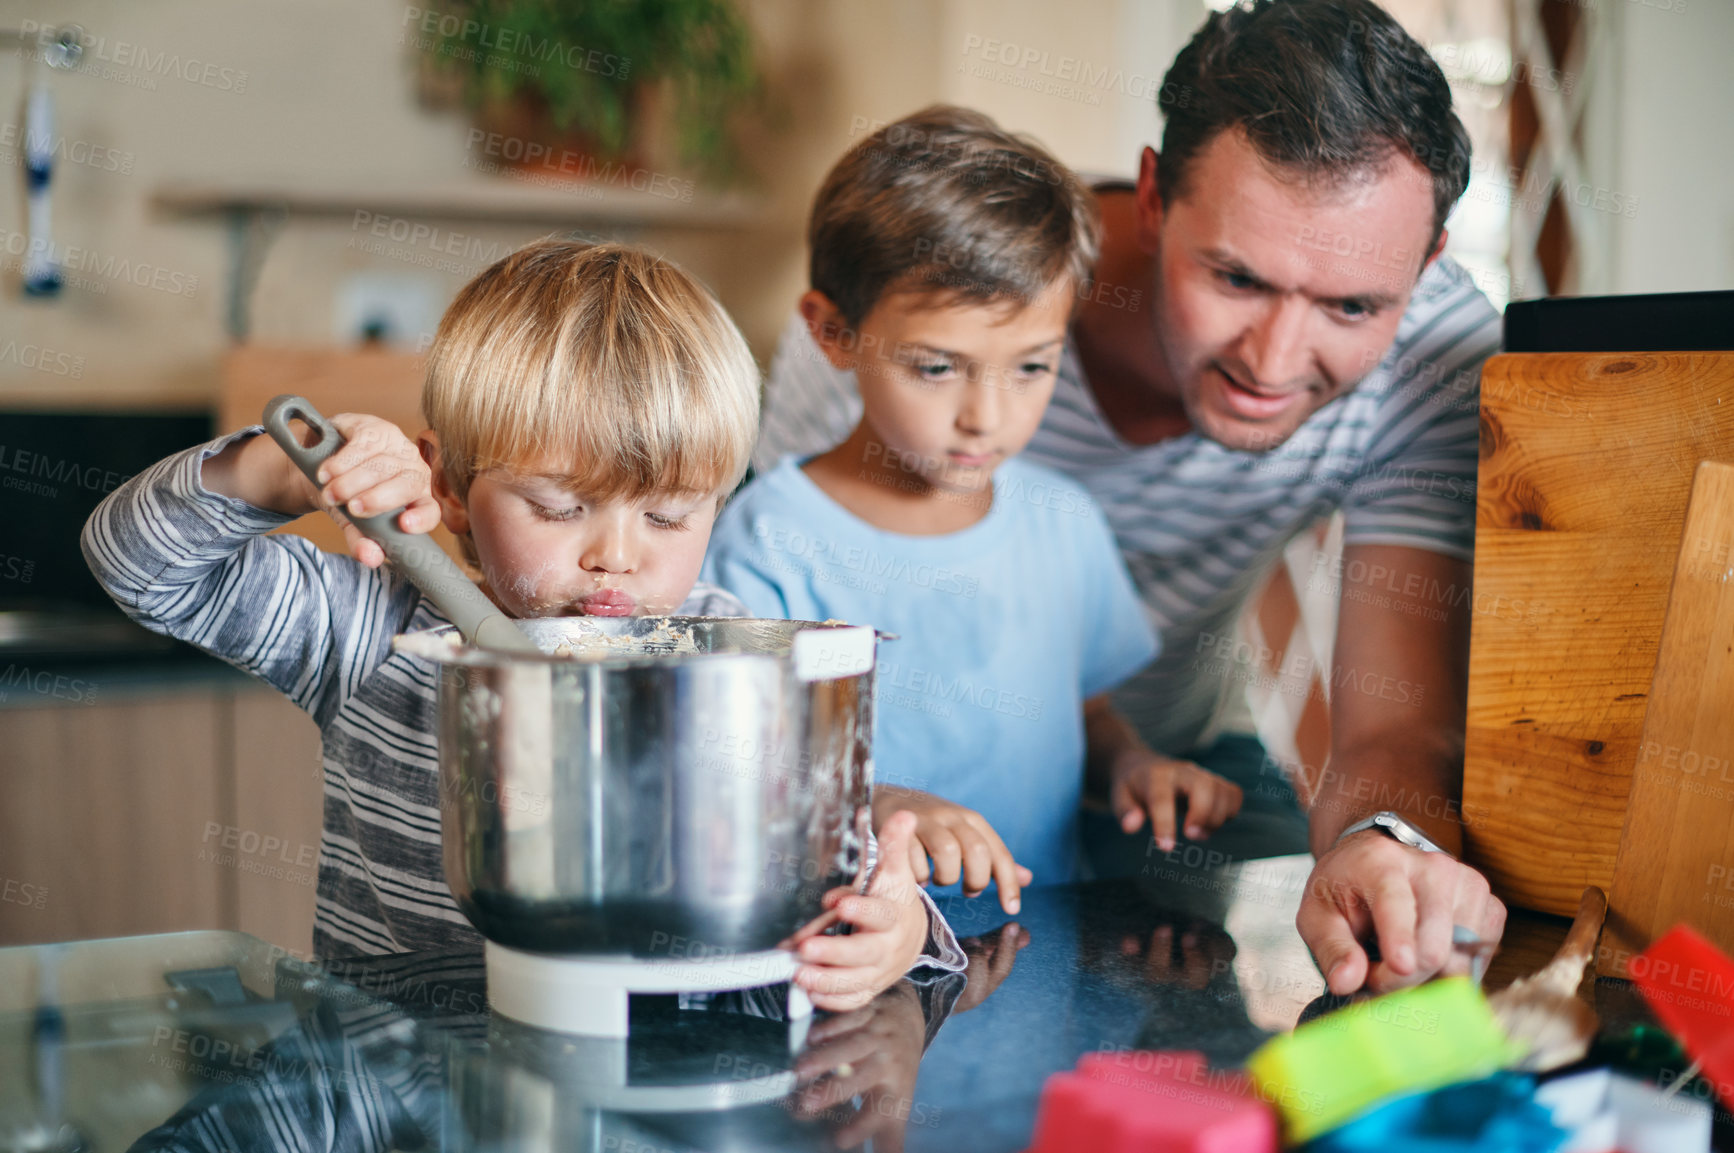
[152,177,764,231]
[151,176,766,340]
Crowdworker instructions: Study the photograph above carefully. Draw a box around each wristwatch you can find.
[1335,811,1453,857]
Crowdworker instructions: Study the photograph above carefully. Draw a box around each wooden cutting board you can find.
[1465,352,1734,918]
[1603,462,1734,974]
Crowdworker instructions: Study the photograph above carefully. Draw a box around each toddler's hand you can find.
[872,786,1032,914]
[790,981,926,1149]
[300,414,441,568]
[1110,749,1243,852]
[784,810,930,1013]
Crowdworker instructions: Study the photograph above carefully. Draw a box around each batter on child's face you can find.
[441,463,719,618]
[840,283,1073,495]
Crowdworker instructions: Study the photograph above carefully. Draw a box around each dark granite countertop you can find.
[4,858,1707,1152]
[0,858,1328,1152]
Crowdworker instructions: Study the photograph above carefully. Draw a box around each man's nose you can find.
[1240,296,1314,390]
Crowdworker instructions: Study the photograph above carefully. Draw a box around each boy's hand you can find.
[1110,749,1243,853]
[872,786,1032,914]
[953,922,1028,1013]
[300,414,441,568]
[785,811,930,1013]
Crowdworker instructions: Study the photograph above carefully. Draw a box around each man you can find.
[755,0,1504,993]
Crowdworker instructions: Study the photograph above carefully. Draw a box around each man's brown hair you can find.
[1158,0,1471,249]
[808,105,1099,327]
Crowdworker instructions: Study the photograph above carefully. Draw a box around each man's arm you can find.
[1296,543,1506,993]
[1309,543,1471,852]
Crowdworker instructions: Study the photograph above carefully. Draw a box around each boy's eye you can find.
[646,512,690,530]
[1019,360,1057,377]
[912,360,956,381]
[530,502,581,521]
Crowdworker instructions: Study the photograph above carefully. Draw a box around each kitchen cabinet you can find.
[0,675,322,956]
[228,688,323,957]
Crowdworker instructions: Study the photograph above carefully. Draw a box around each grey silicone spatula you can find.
[262,394,542,655]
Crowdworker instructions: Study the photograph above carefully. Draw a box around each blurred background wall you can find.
[0,0,1728,955]
[1,0,1726,410]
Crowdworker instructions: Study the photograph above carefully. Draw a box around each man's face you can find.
[1137,129,1443,453]
[422,435,720,618]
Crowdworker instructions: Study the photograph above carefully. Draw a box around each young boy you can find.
[83,240,959,1010]
[703,108,1244,914]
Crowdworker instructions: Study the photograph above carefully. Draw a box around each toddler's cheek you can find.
[497,561,567,611]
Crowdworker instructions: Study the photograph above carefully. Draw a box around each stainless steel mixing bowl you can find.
[395,617,878,958]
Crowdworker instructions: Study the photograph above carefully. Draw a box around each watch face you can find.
[1336,812,1446,855]
[1375,815,1412,842]
[1377,814,1439,853]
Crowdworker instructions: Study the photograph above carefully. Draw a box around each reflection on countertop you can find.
[0,857,1331,1152]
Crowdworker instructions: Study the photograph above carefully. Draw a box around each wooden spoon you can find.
[1490,886,1607,1072]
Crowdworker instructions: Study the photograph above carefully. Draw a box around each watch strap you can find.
[1336,811,1452,857]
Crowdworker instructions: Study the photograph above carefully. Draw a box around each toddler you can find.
[85,240,960,1009]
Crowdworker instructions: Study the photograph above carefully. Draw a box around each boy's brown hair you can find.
[422,239,759,524]
[809,105,1099,328]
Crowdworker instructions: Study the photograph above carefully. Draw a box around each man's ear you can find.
[798,289,862,373]
[417,431,470,536]
[1421,227,1448,275]
[1134,146,1166,256]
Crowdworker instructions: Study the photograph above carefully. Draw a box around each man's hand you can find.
[787,811,932,1012]
[1297,830,1506,994]
[1109,749,1244,852]
[871,786,1032,914]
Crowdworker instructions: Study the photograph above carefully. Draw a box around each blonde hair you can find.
[423,239,759,513]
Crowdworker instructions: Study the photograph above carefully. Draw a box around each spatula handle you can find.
[261,394,540,654]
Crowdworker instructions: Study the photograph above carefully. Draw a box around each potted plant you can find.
[415,0,759,182]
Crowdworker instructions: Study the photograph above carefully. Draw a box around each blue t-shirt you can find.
[702,456,1158,888]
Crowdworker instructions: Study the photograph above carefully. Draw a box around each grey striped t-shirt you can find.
[83,430,964,971]
[752,256,1500,755]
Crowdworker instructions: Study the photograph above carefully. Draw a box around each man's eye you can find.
[530,502,580,521]
[1219,270,1258,290]
[1336,300,1374,319]
[647,512,690,530]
